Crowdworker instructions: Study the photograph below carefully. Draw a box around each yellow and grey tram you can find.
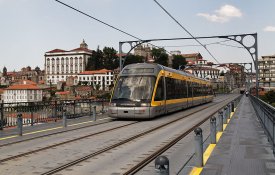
[108,63,213,119]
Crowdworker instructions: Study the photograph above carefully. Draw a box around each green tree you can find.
[86,46,103,70]
[102,47,119,70]
[260,90,275,104]
[172,55,187,70]
[123,54,144,67]
[151,48,168,66]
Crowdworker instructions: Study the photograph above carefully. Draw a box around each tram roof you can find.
[121,63,209,82]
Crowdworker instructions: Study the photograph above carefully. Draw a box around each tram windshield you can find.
[112,76,156,102]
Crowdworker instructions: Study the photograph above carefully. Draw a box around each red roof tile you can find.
[6,84,40,90]
[46,49,68,53]
[70,47,93,53]
[181,53,201,58]
[79,69,112,75]
[55,91,70,95]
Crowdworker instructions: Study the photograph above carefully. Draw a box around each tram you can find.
[108,63,214,119]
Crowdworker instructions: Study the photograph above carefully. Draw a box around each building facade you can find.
[77,69,114,90]
[2,80,43,103]
[134,44,153,62]
[258,55,275,89]
[44,40,93,85]
[182,53,203,64]
[185,66,220,79]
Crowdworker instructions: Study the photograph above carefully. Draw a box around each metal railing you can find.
[0,99,109,129]
[249,95,275,154]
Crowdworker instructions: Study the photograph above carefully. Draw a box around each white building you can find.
[77,69,114,90]
[44,40,93,85]
[185,66,220,80]
[258,54,275,89]
[2,80,43,103]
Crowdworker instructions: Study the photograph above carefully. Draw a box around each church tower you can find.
[80,39,88,49]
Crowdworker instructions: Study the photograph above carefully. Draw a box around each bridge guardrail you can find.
[0,99,109,130]
[249,95,275,155]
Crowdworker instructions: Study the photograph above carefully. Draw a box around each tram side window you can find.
[201,84,205,96]
[166,77,173,100]
[182,80,187,98]
[154,77,164,101]
[193,83,199,97]
[188,81,192,98]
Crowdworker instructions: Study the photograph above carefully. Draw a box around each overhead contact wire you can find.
[153,0,220,63]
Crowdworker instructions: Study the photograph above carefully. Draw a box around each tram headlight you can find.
[110,103,116,107]
[140,103,150,107]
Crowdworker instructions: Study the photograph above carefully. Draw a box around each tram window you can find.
[166,78,173,100]
[154,77,164,101]
[193,83,199,97]
[182,80,187,98]
[187,81,192,98]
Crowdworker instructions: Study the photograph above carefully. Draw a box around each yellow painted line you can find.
[69,117,110,127]
[0,117,111,141]
[98,117,111,121]
[0,135,18,141]
[189,106,238,175]
[216,131,223,142]
[189,167,203,175]
[69,121,93,127]
[24,126,63,135]
[203,144,216,165]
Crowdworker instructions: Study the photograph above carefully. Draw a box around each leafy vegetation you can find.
[86,46,119,70]
[151,48,168,66]
[123,54,145,67]
[260,90,275,106]
[172,55,187,70]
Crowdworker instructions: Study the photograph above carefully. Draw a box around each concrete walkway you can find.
[201,96,275,175]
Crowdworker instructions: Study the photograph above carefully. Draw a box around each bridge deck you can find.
[201,96,275,175]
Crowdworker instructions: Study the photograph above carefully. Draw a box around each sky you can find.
[0,0,275,71]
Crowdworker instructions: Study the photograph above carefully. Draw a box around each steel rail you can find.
[0,117,112,148]
[0,122,138,163]
[124,95,241,174]
[41,96,237,175]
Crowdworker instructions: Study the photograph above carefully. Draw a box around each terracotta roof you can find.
[75,95,81,100]
[79,69,112,75]
[46,49,67,53]
[5,84,40,90]
[7,72,17,76]
[18,80,37,85]
[181,53,201,58]
[70,47,93,53]
[55,91,70,95]
[75,86,92,91]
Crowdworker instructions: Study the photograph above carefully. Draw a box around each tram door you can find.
[154,76,166,115]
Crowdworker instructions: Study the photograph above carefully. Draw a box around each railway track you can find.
[124,96,238,174]
[40,95,239,175]
[0,95,225,148]
[0,121,138,163]
[0,117,113,147]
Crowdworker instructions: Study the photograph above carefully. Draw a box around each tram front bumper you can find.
[108,106,151,118]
